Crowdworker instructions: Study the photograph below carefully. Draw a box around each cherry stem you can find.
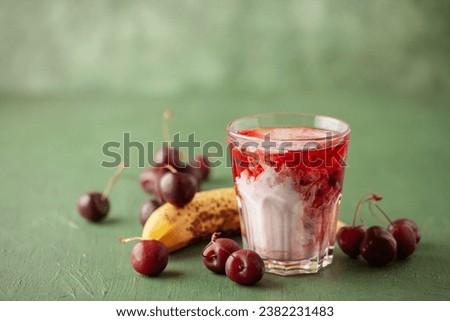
[372,201,393,225]
[372,194,383,201]
[200,246,210,258]
[163,164,178,174]
[102,162,125,199]
[352,193,373,227]
[368,201,389,225]
[162,109,173,146]
[118,236,142,244]
[201,232,223,258]
[200,232,239,259]
[211,232,221,243]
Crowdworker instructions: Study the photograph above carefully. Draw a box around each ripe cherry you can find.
[77,163,124,222]
[360,226,397,266]
[225,249,265,286]
[159,169,198,207]
[139,199,164,226]
[130,240,169,276]
[139,166,169,195]
[77,192,109,222]
[336,193,370,258]
[336,225,366,258]
[153,146,183,169]
[388,218,421,244]
[202,233,241,274]
[184,155,211,183]
[389,224,417,259]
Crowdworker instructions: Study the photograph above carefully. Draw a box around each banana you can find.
[142,187,347,253]
[142,187,240,253]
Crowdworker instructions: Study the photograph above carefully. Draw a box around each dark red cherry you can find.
[139,166,169,196]
[202,233,241,274]
[186,155,211,182]
[390,224,417,259]
[225,249,265,286]
[181,166,203,184]
[388,218,421,244]
[154,146,183,169]
[360,226,397,266]
[77,192,109,222]
[77,164,124,222]
[130,240,169,276]
[139,199,164,226]
[159,171,198,207]
[336,225,366,258]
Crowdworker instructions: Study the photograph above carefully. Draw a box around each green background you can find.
[1,0,449,300]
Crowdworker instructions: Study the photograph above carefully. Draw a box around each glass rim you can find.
[227,112,351,142]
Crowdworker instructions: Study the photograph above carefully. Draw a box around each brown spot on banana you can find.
[142,188,240,253]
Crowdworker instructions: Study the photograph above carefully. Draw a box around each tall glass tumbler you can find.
[227,113,351,275]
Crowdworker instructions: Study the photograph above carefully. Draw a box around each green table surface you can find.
[1,89,449,301]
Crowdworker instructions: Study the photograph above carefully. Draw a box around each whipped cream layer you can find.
[235,166,337,261]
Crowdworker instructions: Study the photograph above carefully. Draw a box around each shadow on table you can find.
[102,217,124,225]
[157,270,186,280]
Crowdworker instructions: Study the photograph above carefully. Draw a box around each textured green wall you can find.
[1,0,449,98]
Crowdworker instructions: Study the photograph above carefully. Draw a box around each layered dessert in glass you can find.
[227,113,350,275]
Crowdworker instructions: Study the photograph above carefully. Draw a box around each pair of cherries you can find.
[336,193,421,266]
[138,110,210,225]
[138,151,210,225]
[202,233,265,286]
